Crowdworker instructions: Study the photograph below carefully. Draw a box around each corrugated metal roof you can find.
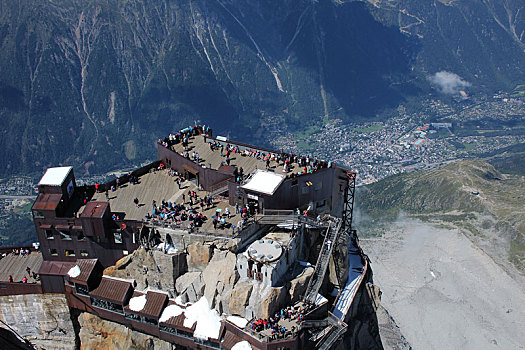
[32,193,62,211]
[80,201,109,218]
[221,330,244,349]
[141,291,168,319]
[163,313,188,329]
[39,261,75,276]
[90,276,133,304]
[69,259,98,284]
[161,300,191,330]
[124,291,169,319]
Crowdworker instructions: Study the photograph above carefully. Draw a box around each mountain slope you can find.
[0,0,524,177]
[357,159,525,271]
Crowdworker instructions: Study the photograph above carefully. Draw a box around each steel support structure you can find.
[332,171,357,288]
[341,171,357,235]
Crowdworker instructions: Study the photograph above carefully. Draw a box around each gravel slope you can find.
[362,219,525,350]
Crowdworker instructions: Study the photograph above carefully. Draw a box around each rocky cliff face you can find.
[78,312,171,350]
[0,294,75,349]
[105,247,187,297]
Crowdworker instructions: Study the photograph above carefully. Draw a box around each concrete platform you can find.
[0,252,42,283]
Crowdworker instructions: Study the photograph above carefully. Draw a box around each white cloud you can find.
[429,71,471,94]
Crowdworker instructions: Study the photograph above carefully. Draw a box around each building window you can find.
[50,248,58,256]
[291,179,298,186]
[91,297,124,314]
[33,211,44,219]
[80,250,89,257]
[75,283,89,296]
[45,230,54,239]
[77,231,86,241]
[126,313,140,320]
[144,317,157,325]
[60,231,72,240]
[65,249,75,257]
[114,232,123,244]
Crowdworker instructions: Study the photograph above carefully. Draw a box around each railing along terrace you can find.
[261,209,295,216]
[209,178,233,193]
[142,215,257,239]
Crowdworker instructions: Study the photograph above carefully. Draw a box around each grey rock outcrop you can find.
[105,247,187,297]
[228,282,254,317]
[79,312,171,350]
[175,271,201,294]
[0,294,75,350]
[258,286,288,319]
[289,266,314,303]
[187,242,214,271]
[201,249,239,309]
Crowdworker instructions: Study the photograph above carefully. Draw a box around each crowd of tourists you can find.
[250,305,305,340]
[208,140,330,176]
[159,123,331,177]
[159,124,212,149]
[145,194,210,230]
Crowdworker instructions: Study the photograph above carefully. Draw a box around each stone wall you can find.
[0,293,75,350]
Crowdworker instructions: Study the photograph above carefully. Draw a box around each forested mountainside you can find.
[0,0,524,177]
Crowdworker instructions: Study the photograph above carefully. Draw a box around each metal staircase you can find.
[304,171,359,349]
[318,322,348,350]
[303,219,343,304]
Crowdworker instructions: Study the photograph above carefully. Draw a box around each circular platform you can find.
[247,239,283,263]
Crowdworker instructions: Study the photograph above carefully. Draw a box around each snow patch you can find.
[159,304,184,323]
[227,315,249,329]
[129,294,147,312]
[175,295,190,306]
[67,265,81,278]
[315,293,328,306]
[156,242,178,254]
[232,341,253,350]
[184,297,221,340]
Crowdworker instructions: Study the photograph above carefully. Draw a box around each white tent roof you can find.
[38,166,72,186]
[240,170,285,196]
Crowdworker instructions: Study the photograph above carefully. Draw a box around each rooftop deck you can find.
[169,134,313,177]
[91,169,242,233]
[91,170,181,221]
